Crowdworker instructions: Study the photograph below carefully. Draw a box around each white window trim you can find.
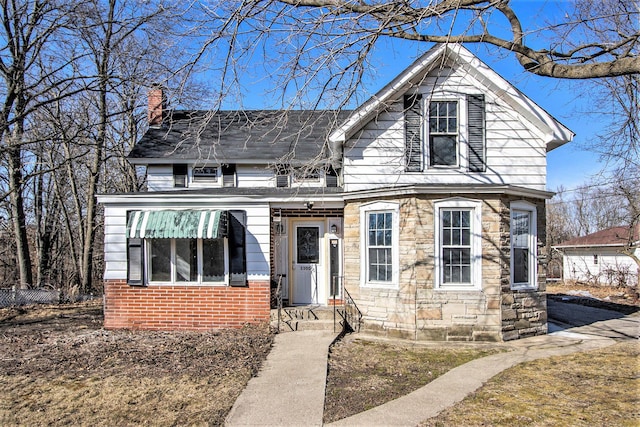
[145,238,229,286]
[360,201,400,288]
[434,198,482,290]
[510,200,538,290]
[424,94,468,170]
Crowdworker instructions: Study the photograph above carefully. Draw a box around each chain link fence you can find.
[0,288,61,308]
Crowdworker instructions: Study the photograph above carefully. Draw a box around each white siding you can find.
[103,206,128,280]
[146,165,174,191]
[145,164,330,190]
[343,66,549,192]
[562,248,639,285]
[236,165,274,188]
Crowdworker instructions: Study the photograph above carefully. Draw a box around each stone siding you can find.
[500,196,548,340]
[344,194,506,342]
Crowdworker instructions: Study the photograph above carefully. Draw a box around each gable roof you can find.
[328,43,574,151]
[129,110,351,166]
[554,226,640,249]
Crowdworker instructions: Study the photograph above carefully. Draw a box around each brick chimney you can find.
[148,84,165,127]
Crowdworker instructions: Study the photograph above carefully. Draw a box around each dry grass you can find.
[0,302,273,426]
[420,341,640,427]
[323,337,502,423]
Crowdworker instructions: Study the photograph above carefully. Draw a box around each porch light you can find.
[330,224,338,234]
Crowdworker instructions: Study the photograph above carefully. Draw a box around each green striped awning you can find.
[126,210,225,239]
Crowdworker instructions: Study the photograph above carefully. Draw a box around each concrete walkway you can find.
[226,330,338,426]
[226,303,639,426]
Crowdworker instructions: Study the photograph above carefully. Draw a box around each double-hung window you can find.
[360,202,399,287]
[434,199,482,289]
[368,212,393,282]
[429,101,458,167]
[510,201,537,289]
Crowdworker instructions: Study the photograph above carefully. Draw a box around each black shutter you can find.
[173,164,187,187]
[325,167,338,188]
[222,164,236,187]
[404,94,423,172]
[276,165,290,187]
[467,94,486,172]
[127,238,145,286]
[228,210,247,287]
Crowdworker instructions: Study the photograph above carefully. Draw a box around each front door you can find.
[292,221,324,304]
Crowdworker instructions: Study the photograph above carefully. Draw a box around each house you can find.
[554,226,639,286]
[98,43,574,341]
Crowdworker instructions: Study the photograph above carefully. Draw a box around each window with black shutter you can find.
[404,94,423,172]
[467,94,486,172]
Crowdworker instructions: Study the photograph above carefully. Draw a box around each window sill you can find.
[147,282,228,287]
[361,281,398,289]
[510,284,539,291]
[434,285,481,292]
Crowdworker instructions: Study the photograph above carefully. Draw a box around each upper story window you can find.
[293,167,320,182]
[193,166,218,182]
[429,101,458,167]
[403,93,485,172]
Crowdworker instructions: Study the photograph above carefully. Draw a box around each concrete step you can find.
[270,305,347,333]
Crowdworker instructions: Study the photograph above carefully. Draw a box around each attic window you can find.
[193,166,218,182]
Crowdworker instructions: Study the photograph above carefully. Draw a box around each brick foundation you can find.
[103,280,270,330]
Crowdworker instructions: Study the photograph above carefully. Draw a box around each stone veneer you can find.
[343,194,547,342]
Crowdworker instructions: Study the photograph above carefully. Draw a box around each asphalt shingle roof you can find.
[129,110,351,165]
[555,226,640,248]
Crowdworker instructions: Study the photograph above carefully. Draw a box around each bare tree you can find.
[0,0,82,288]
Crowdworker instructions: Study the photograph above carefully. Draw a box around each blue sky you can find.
[207,0,610,191]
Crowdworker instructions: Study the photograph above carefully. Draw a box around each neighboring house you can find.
[554,226,640,286]
[98,43,574,341]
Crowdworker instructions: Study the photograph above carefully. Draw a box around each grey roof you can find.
[129,110,351,165]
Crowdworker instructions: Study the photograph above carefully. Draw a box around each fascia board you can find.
[329,43,448,144]
[452,47,575,150]
[330,43,574,151]
[341,184,555,201]
[98,193,345,206]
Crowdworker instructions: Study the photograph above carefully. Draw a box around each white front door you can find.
[292,221,324,305]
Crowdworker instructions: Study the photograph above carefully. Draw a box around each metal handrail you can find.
[275,274,283,332]
[342,286,362,332]
[331,276,362,333]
